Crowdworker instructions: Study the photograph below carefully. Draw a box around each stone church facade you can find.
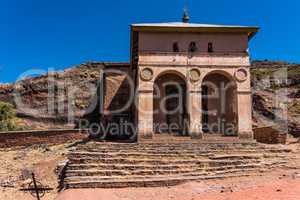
[101,15,259,142]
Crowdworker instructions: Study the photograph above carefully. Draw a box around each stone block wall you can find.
[0,129,88,148]
[253,126,287,144]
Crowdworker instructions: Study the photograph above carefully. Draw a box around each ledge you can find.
[138,51,250,67]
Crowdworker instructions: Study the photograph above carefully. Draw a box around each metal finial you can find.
[182,7,190,23]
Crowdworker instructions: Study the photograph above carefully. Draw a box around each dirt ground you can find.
[0,142,299,200]
[0,143,71,200]
[57,171,300,200]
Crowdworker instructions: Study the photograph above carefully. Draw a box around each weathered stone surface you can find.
[63,141,292,189]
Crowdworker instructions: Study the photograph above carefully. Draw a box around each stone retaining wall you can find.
[0,129,88,148]
[253,127,287,144]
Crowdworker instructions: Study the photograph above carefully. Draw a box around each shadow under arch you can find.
[155,69,187,84]
[153,70,188,135]
[201,70,238,136]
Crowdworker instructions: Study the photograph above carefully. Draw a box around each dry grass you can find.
[288,100,300,114]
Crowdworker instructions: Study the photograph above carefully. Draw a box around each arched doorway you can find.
[201,72,237,136]
[153,73,187,135]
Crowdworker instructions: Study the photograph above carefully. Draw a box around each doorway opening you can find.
[201,72,237,136]
[153,73,187,135]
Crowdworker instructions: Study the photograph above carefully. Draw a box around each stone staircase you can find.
[63,141,292,189]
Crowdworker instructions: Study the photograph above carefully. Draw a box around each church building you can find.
[101,12,259,142]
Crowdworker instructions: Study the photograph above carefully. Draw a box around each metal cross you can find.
[20,173,53,200]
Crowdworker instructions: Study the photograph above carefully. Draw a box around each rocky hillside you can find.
[0,60,299,136]
[0,62,130,129]
[251,60,300,136]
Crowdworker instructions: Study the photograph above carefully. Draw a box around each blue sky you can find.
[0,0,299,83]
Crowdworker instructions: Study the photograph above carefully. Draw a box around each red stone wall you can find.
[253,127,287,144]
[0,129,88,148]
[139,32,248,53]
[104,66,132,112]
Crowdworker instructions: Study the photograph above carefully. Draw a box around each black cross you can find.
[20,173,53,200]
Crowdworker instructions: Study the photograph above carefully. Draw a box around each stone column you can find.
[188,89,203,139]
[137,90,154,140]
[237,90,253,140]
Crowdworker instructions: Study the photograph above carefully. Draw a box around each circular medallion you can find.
[235,68,248,82]
[189,68,201,82]
[140,68,153,81]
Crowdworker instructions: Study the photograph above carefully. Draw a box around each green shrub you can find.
[0,101,23,131]
[0,101,15,120]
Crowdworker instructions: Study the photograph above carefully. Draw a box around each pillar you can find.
[188,89,203,139]
[137,90,154,140]
[237,90,253,140]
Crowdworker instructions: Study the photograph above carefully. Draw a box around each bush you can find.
[0,101,15,120]
[0,101,23,131]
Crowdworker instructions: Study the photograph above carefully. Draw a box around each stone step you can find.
[66,169,203,177]
[65,168,261,183]
[262,154,288,158]
[69,151,266,159]
[73,148,268,154]
[76,143,258,148]
[77,141,257,146]
[75,145,263,151]
[210,154,263,160]
[65,177,196,188]
[64,171,259,189]
[76,144,288,151]
[67,161,259,171]
[75,146,291,154]
[67,163,199,171]
[68,158,203,165]
[63,141,292,189]
[75,146,263,152]
[207,164,262,171]
[65,164,261,177]
[68,151,213,158]
[68,155,262,165]
[262,160,288,166]
[68,153,263,164]
[64,173,208,182]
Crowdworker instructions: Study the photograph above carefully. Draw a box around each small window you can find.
[208,42,214,53]
[173,42,179,52]
[188,42,197,53]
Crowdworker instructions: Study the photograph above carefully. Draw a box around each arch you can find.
[153,71,188,135]
[201,70,238,136]
[201,70,235,84]
[154,69,187,83]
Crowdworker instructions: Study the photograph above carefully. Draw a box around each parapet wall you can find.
[0,129,88,148]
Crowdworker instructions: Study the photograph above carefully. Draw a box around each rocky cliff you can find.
[251,60,300,136]
[0,62,130,129]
